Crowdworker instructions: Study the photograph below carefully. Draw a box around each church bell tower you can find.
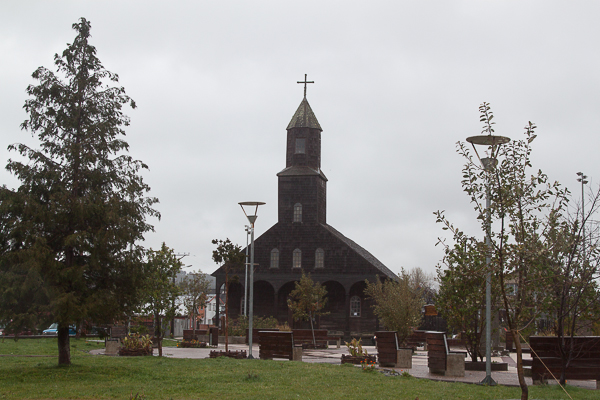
[277,75,327,226]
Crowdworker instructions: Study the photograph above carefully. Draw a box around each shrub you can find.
[119,334,152,356]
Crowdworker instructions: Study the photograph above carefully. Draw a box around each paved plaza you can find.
[92,343,597,391]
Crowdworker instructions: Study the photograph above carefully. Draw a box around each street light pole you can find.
[577,172,588,258]
[466,134,510,386]
[239,201,265,359]
[244,225,250,317]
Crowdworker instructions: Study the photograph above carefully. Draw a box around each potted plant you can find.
[118,333,153,356]
[341,338,376,365]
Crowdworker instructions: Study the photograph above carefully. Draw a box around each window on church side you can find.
[293,248,302,268]
[270,248,279,269]
[315,248,324,268]
[350,296,361,317]
[295,138,306,154]
[293,203,302,223]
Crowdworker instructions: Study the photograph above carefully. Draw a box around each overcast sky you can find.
[1,1,598,277]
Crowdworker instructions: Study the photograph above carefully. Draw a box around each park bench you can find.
[183,329,208,341]
[246,328,279,344]
[292,329,329,349]
[327,331,343,349]
[530,336,600,388]
[406,330,427,350]
[258,331,302,361]
[105,325,128,355]
[426,331,465,377]
[505,331,531,353]
[375,331,412,368]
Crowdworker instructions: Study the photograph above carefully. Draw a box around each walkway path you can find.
[91,344,597,391]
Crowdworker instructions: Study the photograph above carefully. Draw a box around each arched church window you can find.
[270,248,279,269]
[295,138,306,154]
[315,248,324,268]
[293,248,302,268]
[293,203,302,223]
[350,296,361,317]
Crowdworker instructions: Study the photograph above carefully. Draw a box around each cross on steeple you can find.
[297,74,314,98]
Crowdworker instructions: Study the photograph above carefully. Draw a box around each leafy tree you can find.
[364,270,423,346]
[287,272,328,348]
[212,238,245,352]
[435,103,568,399]
[408,266,437,305]
[543,187,600,384]
[178,270,211,338]
[435,238,497,362]
[139,243,182,357]
[0,18,158,365]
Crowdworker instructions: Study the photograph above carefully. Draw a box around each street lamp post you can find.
[244,225,251,317]
[239,201,265,359]
[576,172,588,258]
[466,134,510,386]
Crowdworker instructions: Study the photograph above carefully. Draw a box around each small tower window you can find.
[350,296,361,317]
[295,138,306,154]
[315,248,324,268]
[293,203,302,223]
[270,248,279,269]
[293,248,302,268]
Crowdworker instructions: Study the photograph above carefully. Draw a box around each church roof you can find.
[287,97,322,131]
[321,223,397,280]
[276,166,328,180]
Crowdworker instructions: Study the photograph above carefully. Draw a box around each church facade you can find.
[212,89,396,337]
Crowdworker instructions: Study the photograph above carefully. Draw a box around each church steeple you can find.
[286,97,322,131]
[277,76,327,225]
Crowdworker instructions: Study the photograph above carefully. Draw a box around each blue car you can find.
[42,323,76,336]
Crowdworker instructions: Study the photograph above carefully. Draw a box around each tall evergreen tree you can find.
[0,18,159,365]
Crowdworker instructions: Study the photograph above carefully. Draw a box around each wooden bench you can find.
[105,325,128,356]
[327,332,343,349]
[109,325,128,340]
[376,331,412,368]
[427,331,465,377]
[183,329,207,341]
[258,331,302,361]
[246,328,279,344]
[406,330,427,350]
[530,336,600,388]
[292,329,328,349]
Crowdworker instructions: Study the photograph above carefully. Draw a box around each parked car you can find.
[42,323,76,336]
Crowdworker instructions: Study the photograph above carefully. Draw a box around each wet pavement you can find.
[91,343,598,391]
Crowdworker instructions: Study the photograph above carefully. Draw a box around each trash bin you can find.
[209,327,218,346]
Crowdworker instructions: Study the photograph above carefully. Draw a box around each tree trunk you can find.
[225,270,229,352]
[512,330,528,400]
[155,312,163,357]
[57,325,71,365]
[310,311,316,348]
[192,309,196,339]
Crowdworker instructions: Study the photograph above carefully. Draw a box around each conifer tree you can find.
[0,18,159,365]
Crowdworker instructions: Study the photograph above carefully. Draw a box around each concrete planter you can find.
[396,348,413,369]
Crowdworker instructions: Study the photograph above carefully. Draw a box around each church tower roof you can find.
[286,97,322,131]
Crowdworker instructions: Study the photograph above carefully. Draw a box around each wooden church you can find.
[212,81,396,337]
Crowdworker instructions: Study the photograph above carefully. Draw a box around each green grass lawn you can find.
[0,338,596,400]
